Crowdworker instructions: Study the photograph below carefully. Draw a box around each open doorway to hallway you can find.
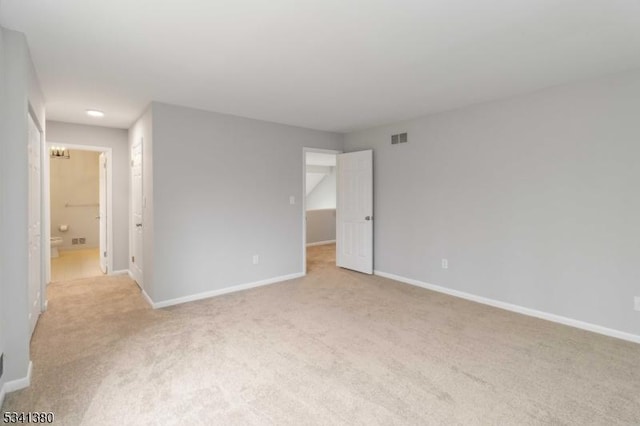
[303,149,339,273]
[47,145,112,282]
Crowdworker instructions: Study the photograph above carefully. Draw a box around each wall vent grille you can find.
[391,132,408,144]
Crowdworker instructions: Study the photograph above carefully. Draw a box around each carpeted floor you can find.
[3,244,640,425]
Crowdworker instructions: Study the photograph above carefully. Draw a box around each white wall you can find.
[148,102,343,303]
[345,69,640,338]
[47,121,130,271]
[306,166,336,210]
[50,150,100,249]
[0,27,45,390]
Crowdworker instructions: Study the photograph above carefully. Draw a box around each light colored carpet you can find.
[3,244,640,425]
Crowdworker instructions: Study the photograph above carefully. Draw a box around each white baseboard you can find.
[150,272,305,309]
[374,270,640,345]
[140,288,154,308]
[306,240,336,247]
[1,360,33,406]
[109,269,129,276]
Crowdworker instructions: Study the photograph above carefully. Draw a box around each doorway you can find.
[302,148,341,274]
[28,112,43,336]
[45,143,113,283]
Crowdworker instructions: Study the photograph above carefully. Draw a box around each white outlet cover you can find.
[441,259,448,269]
[634,296,640,311]
[252,255,259,265]
[289,196,296,205]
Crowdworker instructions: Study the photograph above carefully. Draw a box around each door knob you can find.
[136,223,143,227]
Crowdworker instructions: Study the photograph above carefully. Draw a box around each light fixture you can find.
[85,109,104,118]
[50,146,70,159]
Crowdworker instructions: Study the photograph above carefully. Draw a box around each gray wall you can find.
[0,27,46,389]
[345,69,640,337]
[47,122,130,271]
[0,25,4,395]
[150,102,343,303]
[306,209,336,244]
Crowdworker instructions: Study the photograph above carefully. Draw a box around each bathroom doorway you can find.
[45,143,113,283]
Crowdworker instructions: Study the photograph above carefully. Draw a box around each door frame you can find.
[44,142,114,284]
[301,147,342,275]
[129,137,144,289]
[28,107,46,317]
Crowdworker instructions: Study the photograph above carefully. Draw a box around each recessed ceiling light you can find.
[86,109,104,118]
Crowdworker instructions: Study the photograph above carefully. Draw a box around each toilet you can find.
[51,237,63,258]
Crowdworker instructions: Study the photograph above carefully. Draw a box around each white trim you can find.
[45,142,115,280]
[302,147,341,276]
[109,269,129,276]
[306,239,336,247]
[149,272,304,309]
[1,361,33,405]
[140,288,154,308]
[374,270,640,344]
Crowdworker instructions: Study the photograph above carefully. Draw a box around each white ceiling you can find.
[2,1,640,131]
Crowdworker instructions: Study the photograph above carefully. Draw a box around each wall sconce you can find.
[50,146,70,159]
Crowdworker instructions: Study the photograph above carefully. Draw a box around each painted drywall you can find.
[0,27,45,388]
[344,69,640,337]
[0,23,5,398]
[50,150,100,249]
[128,107,153,294]
[306,166,336,210]
[306,209,336,244]
[149,102,343,303]
[46,122,130,271]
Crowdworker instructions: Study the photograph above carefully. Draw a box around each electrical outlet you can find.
[441,259,448,269]
[289,196,296,205]
[72,238,78,245]
[252,255,259,265]
[79,237,86,244]
[634,296,640,312]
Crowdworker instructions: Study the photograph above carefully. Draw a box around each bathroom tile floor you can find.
[51,248,105,282]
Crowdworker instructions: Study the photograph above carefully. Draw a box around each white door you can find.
[99,153,108,274]
[28,113,42,336]
[131,138,144,286]
[336,150,373,274]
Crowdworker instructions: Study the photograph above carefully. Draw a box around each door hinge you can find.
[103,251,107,257]
[132,256,135,263]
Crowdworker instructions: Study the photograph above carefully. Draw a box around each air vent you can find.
[391,132,408,145]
